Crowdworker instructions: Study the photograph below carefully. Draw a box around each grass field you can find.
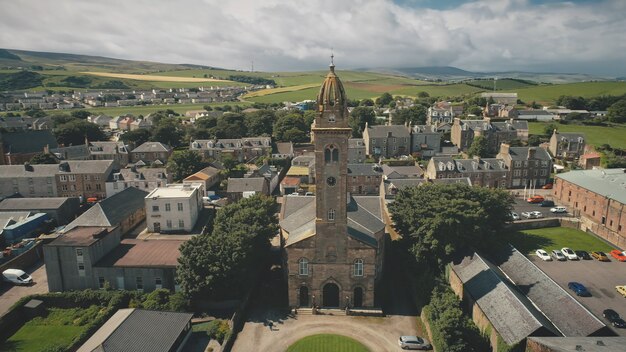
[506,227,614,255]
[516,81,626,105]
[465,78,537,90]
[528,122,626,148]
[82,71,231,82]
[286,334,370,352]
[3,306,104,352]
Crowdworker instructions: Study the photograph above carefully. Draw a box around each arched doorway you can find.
[299,286,309,307]
[322,283,339,307]
[353,287,363,308]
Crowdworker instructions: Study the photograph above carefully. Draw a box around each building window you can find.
[70,184,76,191]
[84,175,90,181]
[96,184,101,191]
[76,248,83,259]
[177,203,183,211]
[136,277,143,291]
[166,220,172,228]
[113,183,119,190]
[77,262,85,276]
[94,175,100,181]
[354,259,364,277]
[328,209,335,221]
[69,174,76,181]
[60,175,68,182]
[152,205,159,212]
[602,216,606,225]
[62,185,68,191]
[47,177,52,184]
[324,145,339,163]
[299,258,309,276]
[179,219,184,228]
[98,277,106,289]
[165,203,171,211]
[155,277,162,289]
[86,184,92,191]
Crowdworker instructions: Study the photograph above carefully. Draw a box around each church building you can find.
[280,59,386,309]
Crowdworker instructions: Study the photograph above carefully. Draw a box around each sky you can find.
[1,0,625,76]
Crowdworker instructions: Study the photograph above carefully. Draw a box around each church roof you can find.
[280,195,385,248]
[317,59,347,109]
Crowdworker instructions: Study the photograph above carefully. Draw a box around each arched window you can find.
[299,258,309,276]
[328,209,335,221]
[354,259,364,277]
[325,145,338,163]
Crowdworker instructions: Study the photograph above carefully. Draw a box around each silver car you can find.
[399,336,431,350]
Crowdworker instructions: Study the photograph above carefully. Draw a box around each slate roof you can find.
[95,239,184,268]
[517,110,554,116]
[89,141,129,155]
[131,142,171,153]
[506,147,551,161]
[51,144,91,160]
[348,138,365,148]
[58,160,115,174]
[78,308,193,352]
[366,125,410,138]
[555,132,585,142]
[411,125,438,133]
[0,160,113,178]
[347,164,383,177]
[493,245,606,336]
[492,120,528,131]
[63,187,148,232]
[451,252,558,345]
[431,177,472,186]
[431,157,508,173]
[1,130,58,154]
[280,195,385,248]
[527,337,626,352]
[115,167,168,182]
[0,197,75,210]
[227,177,267,193]
[556,168,626,205]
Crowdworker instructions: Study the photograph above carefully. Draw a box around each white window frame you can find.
[354,259,364,277]
[299,258,309,276]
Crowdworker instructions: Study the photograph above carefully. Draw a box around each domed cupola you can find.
[317,54,347,113]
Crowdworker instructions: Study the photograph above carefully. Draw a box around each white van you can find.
[2,269,33,285]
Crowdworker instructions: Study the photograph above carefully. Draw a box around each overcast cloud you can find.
[1,0,625,75]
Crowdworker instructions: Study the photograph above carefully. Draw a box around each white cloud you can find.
[0,0,624,75]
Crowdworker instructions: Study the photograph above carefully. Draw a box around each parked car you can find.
[542,183,553,189]
[568,282,591,297]
[552,250,566,261]
[304,192,314,196]
[591,251,611,262]
[2,269,33,285]
[530,211,543,218]
[536,249,552,261]
[398,336,431,350]
[610,250,626,262]
[603,309,626,328]
[521,211,534,219]
[540,200,555,207]
[616,285,626,298]
[527,195,545,204]
[561,247,579,260]
[510,212,520,221]
[575,250,592,260]
[551,206,567,213]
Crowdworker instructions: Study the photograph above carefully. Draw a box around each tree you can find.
[375,92,393,107]
[465,105,483,116]
[244,110,275,136]
[607,98,626,123]
[273,113,308,142]
[359,98,374,107]
[23,108,46,118]
[215,113,246,138]
[556,95,587,110]
[177,195,278,300]
[120,128,151,147]
[54,119,106,146]
[393,105,427,125]
[71,110,91,119]
[467,136,489,158]
[543,123,558,136]
[143,289,172,311]
[527,134,543,146]
[167,150,204,181]
[349,106,376,137]
[30,153,58,164]
[417,91,430,98]
[389,184,513,271]
[152,117,184,147]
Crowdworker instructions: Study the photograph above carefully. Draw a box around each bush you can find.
[206,319,231,344]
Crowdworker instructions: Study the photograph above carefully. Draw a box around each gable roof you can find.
[2,130,58,154]
[227,177,268,193]
[63,187,148,232]
[366,125,410,138]
[183,166,221,181]
[131,142,171,153]
[0,197,76,210]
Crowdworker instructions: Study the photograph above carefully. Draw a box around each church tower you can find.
[312,56,351,262]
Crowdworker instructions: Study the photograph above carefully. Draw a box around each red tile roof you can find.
[281,176,301,186]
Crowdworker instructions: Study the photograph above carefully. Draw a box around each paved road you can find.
[511,196,570,220]
[530,255,626,336]
[0,262,48,317]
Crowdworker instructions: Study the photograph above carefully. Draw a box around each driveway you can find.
[530,255,626,336]
[232,311,418,352]
[0,262,48,317]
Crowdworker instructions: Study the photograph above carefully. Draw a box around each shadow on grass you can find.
[502,231,554,255]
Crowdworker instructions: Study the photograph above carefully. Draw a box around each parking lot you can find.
[530,255,626,336]
[511,196,570,220]
[0,262,48,316]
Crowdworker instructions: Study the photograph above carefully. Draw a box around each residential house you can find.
[0,197,80,225]
[347,164,383,195]
[380,164,424,180]
[108,116,124,130]
[129,118,152,131]
[87,114,112,128]
[182,165,223,196]
[578,152,601,170]
[427,101,462,125]
[497,144,552,188]
[88,141,130,168]
[117,116,135,131]
[106,167,171,197]
[78,309,193,352]
[145,184,203,233]
[1,130,59,165]
[480,92,518,106]
[347,138,366,163]
[272,142,295,159]
[0,163,59,197]
[425,156,509,188]
[410,124,442,158]
[226,177,270,201]
[246,164,281,194]
[190,137,272,162]
[549,130,585,159]
[381,178,428,199]
[130,142,173,166]
[362,123,411,158]
[451,118,527,154]
[56,160,115,200]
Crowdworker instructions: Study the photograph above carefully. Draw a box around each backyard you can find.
[286,334,370,352]
[505,226,614,255]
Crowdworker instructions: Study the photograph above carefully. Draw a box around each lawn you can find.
[528,122,626,149]
[287,334,370,352]
[505,227,614,255]
[3,306,105,352]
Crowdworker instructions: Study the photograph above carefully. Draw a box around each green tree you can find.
[54,119,106,146]
[375,92,393,107]
[177,195,278,300]
[71,110,91,119]
[607,98,626,123]
[215,113,246,138]
[167,150,204,181]
[273,113,308,142]
[556,95,587,110]
[244,110,275,136]
[389,183,513,271]
[142,289,171,311]
[152,117,184,147]
[467,136,489,157]
[120,128,151,147]
[349,106,376,137]
[527,134,543,146]
[417,91,430,98]
[30,153,58,164]
[23,108,46,118]
[543,123,558,136]
[359,98,374,107]
[465,105,483,116]
[393,105,427,125]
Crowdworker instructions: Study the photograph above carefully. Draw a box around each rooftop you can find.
[365,124,410,138]
[48,226,116,247]
[227,177,267,193]
[96,239,184,268]
[146,184,201,199]
[1,130,58,154]
[131,142,171,153]
[556,168,626,204]
[527,337,626,352]
[0,197,77,210]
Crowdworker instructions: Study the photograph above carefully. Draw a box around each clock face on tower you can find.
[326,176,336,187]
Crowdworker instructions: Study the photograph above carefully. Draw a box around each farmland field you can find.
[529,122,626,149]
[516,81,626,105]
[82,71,231,82]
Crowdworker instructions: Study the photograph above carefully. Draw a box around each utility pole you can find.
[251,59,254,73]
[494,76,497,91]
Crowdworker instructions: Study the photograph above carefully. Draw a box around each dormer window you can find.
[447,162,454,171]
[438,162,445,171]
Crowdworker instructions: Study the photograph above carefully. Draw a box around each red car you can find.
[542,183,553,189]
[610,250,626,262]
[527,195,545,204]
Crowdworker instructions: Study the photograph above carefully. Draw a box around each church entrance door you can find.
[353,287,363,308]
[322,283,339,307]
[299,286,309,307]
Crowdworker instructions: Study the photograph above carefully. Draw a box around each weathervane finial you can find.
[329,48,335,72]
